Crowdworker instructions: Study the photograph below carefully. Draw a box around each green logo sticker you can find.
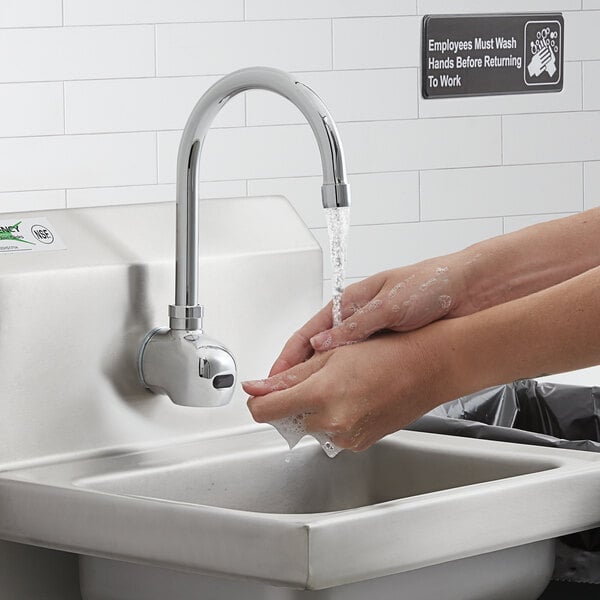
[0,222,34,245]
[0,217,66,254]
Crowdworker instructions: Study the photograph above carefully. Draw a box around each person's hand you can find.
[243,324,458,452]
[268,252,477,377]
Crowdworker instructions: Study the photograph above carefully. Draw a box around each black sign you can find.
[422,13,564,99]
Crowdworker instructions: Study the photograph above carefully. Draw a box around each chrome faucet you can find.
[138,66,351,407]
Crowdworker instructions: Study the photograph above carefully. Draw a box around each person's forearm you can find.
[245,265,600,449]
[443,264,600,397]
[458,208,600,313]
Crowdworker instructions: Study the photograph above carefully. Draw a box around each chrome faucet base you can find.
[168,304,204,331]
[139,328,236,408]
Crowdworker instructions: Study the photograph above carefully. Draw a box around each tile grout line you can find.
[0,152,588,198]
[243,162,585,182]
[0,9,595,30]
[308,211,574,231]
[582,162,586,210]
[0,180,247,195]
[330,18,334,70]
[155,132,159,184]
[61,81,66,134]
[0,67,416,88]
[9,108,600,142]
[500,115,504,166]
[153,24,158,77]
[581,61,585,110]
[417,170,422,222]
[416,67,421,119]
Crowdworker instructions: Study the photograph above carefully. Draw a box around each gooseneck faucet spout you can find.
[139,67,351,408]
[173,66,350,331]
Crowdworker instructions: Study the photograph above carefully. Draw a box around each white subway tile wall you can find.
[503,212,577,233]
[245,1,417,20]
[333,17,421,70]
[0,0,62,28]
[62,1,245,26]
[417,1,581,13]
[156,20,332,76]
[0,82,64,137]
[584,61,600,110]
[585,162,600,209]
[0,1,597,300]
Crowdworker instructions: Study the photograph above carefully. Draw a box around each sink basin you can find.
[1,429,600,599]
[76,432,557,514]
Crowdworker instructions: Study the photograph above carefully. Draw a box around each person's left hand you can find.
[242,325,458,452]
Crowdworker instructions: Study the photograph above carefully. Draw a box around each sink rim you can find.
[0,428,577,520]
[1,429,600,589]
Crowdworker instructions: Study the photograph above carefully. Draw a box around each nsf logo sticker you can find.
[31,224,55,244]
[524,20,562,86]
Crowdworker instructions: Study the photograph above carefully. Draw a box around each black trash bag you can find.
[408,379,600,584]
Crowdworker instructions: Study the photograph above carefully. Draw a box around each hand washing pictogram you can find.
[524,21,561,86]
[527,28,558,78]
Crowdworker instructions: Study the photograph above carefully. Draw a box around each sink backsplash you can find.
[0,197,321,469]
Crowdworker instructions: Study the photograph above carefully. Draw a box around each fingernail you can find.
[310,332,332,349]
[310,333,325,348]
[241,379,266,386]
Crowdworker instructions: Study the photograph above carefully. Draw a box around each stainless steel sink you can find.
[1,428,600,599]
[77,432,556,514]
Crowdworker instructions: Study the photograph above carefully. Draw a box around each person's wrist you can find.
[443,248,482,318]
[428,317,471,402]
[392,318,469,414]
[450,243,509,316]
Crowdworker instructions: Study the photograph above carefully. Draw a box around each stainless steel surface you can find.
[139,328,236,408]
[1,429,600,590]
[139,67,350,407]
[0,198,322,468]
[78,432,557,514]
[167,304,205,331]
[79,541,555,600]
[321,182,351,211]
[173,66,350,322]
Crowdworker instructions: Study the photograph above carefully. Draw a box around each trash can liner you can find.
[408,379,600,584]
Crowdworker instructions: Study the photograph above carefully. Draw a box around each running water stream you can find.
[271,206,350,459]
[325,206,350,327]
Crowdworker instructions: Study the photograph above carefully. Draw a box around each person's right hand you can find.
[269,252,479,377]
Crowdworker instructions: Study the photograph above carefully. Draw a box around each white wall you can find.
[0,0,598,299]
